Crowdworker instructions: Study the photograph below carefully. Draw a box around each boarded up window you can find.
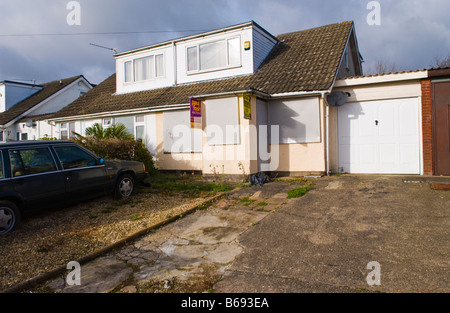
[163,110,202,153]
[268,97,320,144]
[205,97,240,145]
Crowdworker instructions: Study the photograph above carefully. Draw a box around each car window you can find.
[54,146,97,169]
[9,148,57,177]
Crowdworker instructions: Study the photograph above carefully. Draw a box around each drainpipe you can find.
[172,41,177,86]
[320,91,331,176]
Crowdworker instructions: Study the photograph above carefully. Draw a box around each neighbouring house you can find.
[48,20,364,178]
[0,76,93,141]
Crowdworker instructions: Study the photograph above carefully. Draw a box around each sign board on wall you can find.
[190,98,201,129]
[243,94,251,120]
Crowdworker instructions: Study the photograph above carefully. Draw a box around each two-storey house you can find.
[48,21,363,178]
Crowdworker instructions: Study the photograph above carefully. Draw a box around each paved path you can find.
[46,181,294,293]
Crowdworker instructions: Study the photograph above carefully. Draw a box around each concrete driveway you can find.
[43,175,449,293]
[214,175,450,293]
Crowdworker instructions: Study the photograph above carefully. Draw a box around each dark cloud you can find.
[0,0,448,84]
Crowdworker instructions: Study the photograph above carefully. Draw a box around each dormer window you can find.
[187,37,241,73]
[124,53,165,83]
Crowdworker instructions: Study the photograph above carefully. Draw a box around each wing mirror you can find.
[97,158,105,165]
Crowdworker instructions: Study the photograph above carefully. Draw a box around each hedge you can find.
[72,137,157,175]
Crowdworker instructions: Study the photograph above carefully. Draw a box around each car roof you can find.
[0,140,75,148]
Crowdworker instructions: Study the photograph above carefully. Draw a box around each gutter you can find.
[48,103,190,123]
[191,88,271,100]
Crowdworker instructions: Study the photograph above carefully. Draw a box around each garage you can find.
[338,98,421,174]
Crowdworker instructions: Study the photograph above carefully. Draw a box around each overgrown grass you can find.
[239,197,256,205]
[147,173,232,194]
[287,183,313,199]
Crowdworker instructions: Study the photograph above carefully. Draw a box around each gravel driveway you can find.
[0,186,218,291]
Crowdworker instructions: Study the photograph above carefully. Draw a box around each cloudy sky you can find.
[0,0,449,85]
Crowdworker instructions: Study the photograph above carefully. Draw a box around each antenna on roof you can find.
[89,43,117,54]
[9,78,37,85]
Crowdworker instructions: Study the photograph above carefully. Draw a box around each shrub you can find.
[72,136,157,174]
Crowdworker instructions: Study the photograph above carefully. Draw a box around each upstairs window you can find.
[135,56,154,81]
[124,53,165,83]
[124,61,133,83]
[187,37,241,73]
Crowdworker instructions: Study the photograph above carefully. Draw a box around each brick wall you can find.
[421,79,434,175]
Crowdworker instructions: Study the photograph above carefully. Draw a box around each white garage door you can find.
[338,98,420,174]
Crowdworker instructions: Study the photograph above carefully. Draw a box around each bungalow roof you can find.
[0,76,84,126]
[51,21,357,120]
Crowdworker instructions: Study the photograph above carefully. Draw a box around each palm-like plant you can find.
[84,122,134,140]
[84,123,106,138]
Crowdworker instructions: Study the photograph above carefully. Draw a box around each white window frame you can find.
[135,115,145,144]
[102,118,113,128]
[60,122,77,140]
[60,123,68,140]
[124,53,165,84]
[186,36,241,74]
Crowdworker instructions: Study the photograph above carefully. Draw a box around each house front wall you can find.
[48,93,329,178]
[8,120,54,141]
[155,94,327,176]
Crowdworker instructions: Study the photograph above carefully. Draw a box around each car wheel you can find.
[115,173,135,199]
[0,201,20,235]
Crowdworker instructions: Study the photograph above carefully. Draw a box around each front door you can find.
[433,81,450,175]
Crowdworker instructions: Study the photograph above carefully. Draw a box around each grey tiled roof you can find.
[0,76,83,125]
[51,21,355,119]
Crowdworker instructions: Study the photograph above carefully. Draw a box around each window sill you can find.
[186,64,242,76]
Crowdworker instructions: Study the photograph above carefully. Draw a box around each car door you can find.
[52,145,108,199]
[9,147,66,210]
